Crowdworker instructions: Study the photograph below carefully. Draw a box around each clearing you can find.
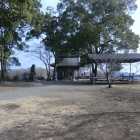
[0,81,139,140]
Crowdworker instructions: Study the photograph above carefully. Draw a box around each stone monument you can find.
[28,64,36,82]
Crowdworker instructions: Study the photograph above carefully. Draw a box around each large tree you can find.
[41,10,71,80]
[0,0,43,81]
[27,0,139,79]
[56,0,140,76]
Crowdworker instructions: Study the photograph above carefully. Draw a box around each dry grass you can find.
[0,96,87,131]
[0,83,139,139]
[0,95,87,140]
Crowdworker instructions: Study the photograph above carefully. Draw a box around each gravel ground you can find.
[0,80,139,140]
[0,80,89,100]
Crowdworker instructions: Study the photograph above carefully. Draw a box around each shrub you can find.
[13,76,19,81]
[37,76,45,80]
[6,76,11,81]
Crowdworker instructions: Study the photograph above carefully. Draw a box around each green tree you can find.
[26,6,71,80]
[27,0,139,81]
[0,0,43,81]
[56,0,140,76]
[41,10,71,80]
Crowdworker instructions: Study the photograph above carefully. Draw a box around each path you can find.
[0,80,90,100]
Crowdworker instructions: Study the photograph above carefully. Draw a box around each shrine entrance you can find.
[50,56,81,80]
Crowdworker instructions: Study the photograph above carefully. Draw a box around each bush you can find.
[22,72,29,81]
[37,76,45,80]
[6,76,11,81]
[13,76,19,81]
[22,77,28,81]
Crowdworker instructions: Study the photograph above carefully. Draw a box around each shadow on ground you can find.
[0,112,140,140]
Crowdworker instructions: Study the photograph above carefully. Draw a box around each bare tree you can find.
[131,62,140,75]
[98,60,122,88]
[129,62,140,83]
[119,61,140,83]
[29,44,53,80]
[91,54,128,88]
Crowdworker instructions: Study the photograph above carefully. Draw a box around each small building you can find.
[50,56,81,80]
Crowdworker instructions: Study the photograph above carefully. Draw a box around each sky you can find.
[11,0,140,71]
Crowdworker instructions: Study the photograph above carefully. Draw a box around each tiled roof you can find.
[50,57,80,67]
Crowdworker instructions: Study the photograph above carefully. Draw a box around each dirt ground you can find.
[0,81,139,140]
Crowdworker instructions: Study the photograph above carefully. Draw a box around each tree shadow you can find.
[0,111,139,139]
[58,111,140,139]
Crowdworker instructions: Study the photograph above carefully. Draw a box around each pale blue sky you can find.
[12,0,140,70]
[131,0,140,38]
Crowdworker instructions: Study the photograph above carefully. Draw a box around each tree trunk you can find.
[47,51,51,80]
[107,75,112,88]
[91,63,95,84]
[1,58,6,82]
[53,65,56,80]
[3,60,6,82]
[53,56,56,80]
[53,62,58,81]
[45,67,49,80]
[91,62,98,77]
[0,59,4,82]
[91,63,94,74]
[94,63,98,77]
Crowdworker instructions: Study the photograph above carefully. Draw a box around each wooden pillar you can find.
[73,70,76,81]
[55,65,58,81]
[130,62,135,83]
[78,69,80,79]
